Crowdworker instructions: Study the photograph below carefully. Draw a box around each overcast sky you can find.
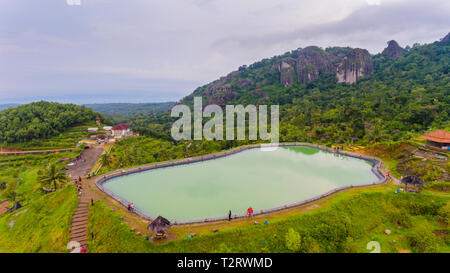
[0,0,448,104]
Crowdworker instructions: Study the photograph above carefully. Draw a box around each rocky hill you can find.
[381,40,405,60]
[176,32,449,144]
[181,32,448,108]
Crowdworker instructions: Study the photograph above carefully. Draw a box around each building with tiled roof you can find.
[419,130,450,149]
[112,123,131,137]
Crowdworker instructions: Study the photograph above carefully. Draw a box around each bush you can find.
[426,181,450,192]
[388,210,412,228]
[285,228,302,252]
[408,223,442,253]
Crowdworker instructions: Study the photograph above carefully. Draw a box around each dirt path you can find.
[68,146,103,252]
[67,147,103,179]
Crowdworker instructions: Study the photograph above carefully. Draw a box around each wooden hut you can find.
[400,176,424,193]
[7,201,23,213]
[148,216,171,238]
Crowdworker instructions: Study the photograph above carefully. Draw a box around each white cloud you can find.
[366,0,382,5]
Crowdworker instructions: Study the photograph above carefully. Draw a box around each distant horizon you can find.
[0,96,178,105]
[0,100,177,106]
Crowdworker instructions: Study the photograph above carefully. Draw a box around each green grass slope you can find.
[0,184,78,253]
[87,191,449,253]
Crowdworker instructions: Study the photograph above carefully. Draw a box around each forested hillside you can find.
[0,101,107,144]
[174,34,449,144]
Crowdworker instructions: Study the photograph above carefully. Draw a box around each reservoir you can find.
[102,146,380,223]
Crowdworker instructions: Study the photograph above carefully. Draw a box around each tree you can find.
[100,152,111,168]
[38,164,67,191]
[3,180,20,202]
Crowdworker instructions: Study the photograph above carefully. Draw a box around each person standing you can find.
[247,207,254,217]
[228,210,232,221]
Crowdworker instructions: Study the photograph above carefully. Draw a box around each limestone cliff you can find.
[336,49,374,84]
[278,58,296,87]
[277,46,373,85]
[296,46,335,84]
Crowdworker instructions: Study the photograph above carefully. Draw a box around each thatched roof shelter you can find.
[148,216,171,233]
[400,176,424,186]
[7,201,22,213]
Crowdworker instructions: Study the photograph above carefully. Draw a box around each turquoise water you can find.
[103,146,378,222]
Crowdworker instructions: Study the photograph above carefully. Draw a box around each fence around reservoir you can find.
[95,142,387,225]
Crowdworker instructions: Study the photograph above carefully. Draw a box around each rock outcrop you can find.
[296,46,335,84]
[381,40,405,60]
[204,83,236,107]
[277,46,373,85]
[278,59,296,87]
[336,49,374,84]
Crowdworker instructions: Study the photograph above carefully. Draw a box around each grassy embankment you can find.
[0,149,84,252]
[87,187,449,253]
[0,184,78,253]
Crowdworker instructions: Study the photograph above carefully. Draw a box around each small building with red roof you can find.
[112,123,131,138]
[419,130,450,149]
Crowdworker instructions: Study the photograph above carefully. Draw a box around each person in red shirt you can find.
[247,207,254,217]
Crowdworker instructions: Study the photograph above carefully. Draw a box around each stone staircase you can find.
[67,146,104,252]
[70,197,90,249]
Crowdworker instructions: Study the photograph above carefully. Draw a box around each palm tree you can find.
[38,164,67,191]
[100,152,111,168]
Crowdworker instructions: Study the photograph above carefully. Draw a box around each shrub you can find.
[426,181,450,192]
[341,237,359,253]
[285,228,302,252]
[388,210,413,228]
[408,223,442,253]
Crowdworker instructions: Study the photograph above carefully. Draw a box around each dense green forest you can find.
[0,101,109,144]
[120,37,449,146]
[99,136,251,173]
